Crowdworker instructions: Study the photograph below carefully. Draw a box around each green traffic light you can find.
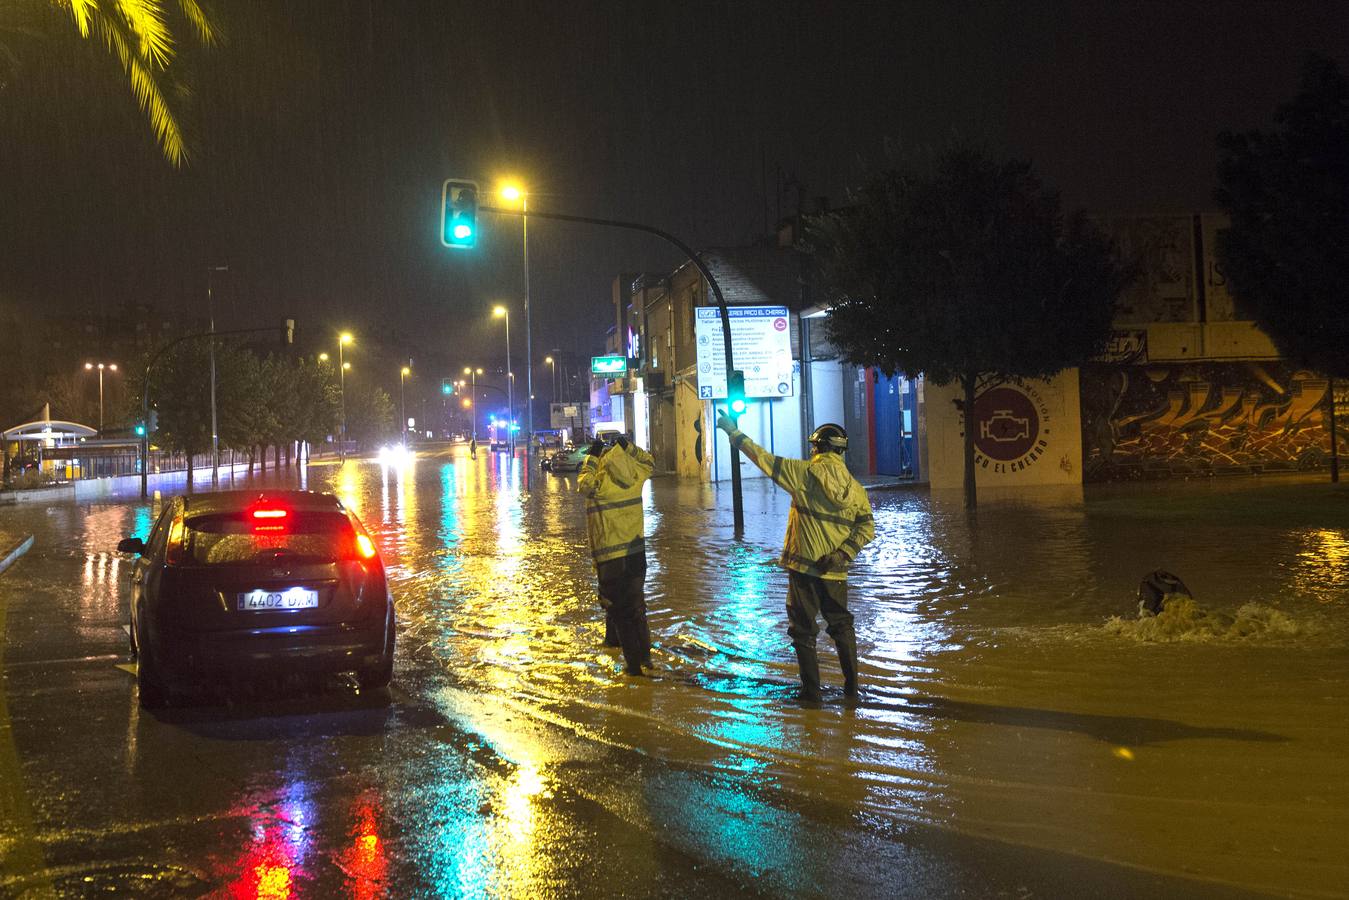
[730,398,746,414]
[453,224,472,240]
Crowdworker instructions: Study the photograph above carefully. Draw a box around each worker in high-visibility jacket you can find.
[716,417,875,702]
[578,434,655,675]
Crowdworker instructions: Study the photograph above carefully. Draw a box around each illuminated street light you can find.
[399,365,411,445]
[493,306,514,451]
[83,361,119,435]
[338,332,354,455]
[318,352,329,362]
[498,181,534,448]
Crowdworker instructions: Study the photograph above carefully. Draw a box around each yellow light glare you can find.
[340,332,354,345]
[544,356,553,364]
[342,362,351,371]
[493,306,507,318]
[463,366,472,375]
[401,366,410,376]
[500,183,522,202]
[318,353,329,361]
[84,363,93,370]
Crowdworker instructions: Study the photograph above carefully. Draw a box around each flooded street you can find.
[1,446,1346,897]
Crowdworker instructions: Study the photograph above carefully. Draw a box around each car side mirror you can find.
[117,537,145,555]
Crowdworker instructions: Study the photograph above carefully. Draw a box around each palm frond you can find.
[114,0,174,68]
[173,0,216,46]
[62,0,98,38]
[94,8,186,165]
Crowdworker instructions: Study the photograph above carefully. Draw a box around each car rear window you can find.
[184,511,356,565]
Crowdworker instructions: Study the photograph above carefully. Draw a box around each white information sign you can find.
[694,305,794,400]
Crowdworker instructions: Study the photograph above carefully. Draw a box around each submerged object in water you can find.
[1138,569,1192,615]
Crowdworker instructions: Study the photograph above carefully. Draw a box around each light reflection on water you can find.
[23,448,1346,894]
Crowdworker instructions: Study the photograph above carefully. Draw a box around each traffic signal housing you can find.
[728,369,747,418]
[441,179,479,248]
[441,379,454,396]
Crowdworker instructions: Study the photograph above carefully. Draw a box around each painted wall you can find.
[925,371,1084,488]
[1081,362,1340,480]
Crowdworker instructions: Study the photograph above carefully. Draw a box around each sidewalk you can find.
[857,474,922,492]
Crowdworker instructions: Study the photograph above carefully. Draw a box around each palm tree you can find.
[6,1,217,167]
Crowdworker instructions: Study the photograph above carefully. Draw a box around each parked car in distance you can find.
[544,445,589,473]
[118,490,395,707]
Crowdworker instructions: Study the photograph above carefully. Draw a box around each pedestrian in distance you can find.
[578,433,655,676]
[715,416,875,703]
[469,436,477,459]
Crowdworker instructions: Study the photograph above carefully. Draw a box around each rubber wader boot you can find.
[794,644,822,702]
[603,611,620,648]
[837,641,859,697]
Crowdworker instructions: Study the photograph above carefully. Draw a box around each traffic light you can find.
[727,369,747,417]
[135,424,146,437]
[441,178,479,248]
[441,378,454,395]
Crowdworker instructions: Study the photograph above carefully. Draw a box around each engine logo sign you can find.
[968,381,1051,473]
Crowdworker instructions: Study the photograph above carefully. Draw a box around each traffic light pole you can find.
[139,324,293,500]
[481,205,745,535]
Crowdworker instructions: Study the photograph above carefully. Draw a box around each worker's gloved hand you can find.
[615,435,629,450]
[587,439,606,457]
[816,550,850,573]
[716,414,737,434]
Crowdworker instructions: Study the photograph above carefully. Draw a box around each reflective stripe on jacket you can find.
[577,442,655,567]
[727,427,874,581]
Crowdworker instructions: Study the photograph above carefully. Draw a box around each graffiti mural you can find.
[1081,362,1343,481]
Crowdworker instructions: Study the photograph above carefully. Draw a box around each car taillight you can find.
[164,514,186,566]
[251,506,289,534]
[355,533,378,560]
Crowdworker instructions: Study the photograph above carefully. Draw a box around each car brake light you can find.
[355,533,378,560]
[164,514,186,565]
[252,508,288,519]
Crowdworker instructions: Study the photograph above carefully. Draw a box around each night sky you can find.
[2,0,1346,370]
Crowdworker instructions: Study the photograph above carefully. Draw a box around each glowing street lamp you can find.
[499,181,534,447]
[83,361,119,435]
[338,332,354,454]
[463,366,483,441]
[399,365,411,446]
[492,306,514,450]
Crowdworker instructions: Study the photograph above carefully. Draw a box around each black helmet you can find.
[809,423,848,452]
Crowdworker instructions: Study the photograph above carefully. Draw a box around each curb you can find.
[862,481,924,493]
[0,536,35,576]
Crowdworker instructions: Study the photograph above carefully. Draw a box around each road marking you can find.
[0,583,56,897]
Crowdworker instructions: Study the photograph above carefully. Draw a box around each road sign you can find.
[591,355,627,377]
[694,305,794,400]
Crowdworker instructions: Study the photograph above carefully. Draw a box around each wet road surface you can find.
[1,445,1346,898]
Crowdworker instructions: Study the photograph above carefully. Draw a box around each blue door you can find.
[873,372,902,476]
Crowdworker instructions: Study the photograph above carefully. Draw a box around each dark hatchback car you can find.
[118,490,395,707]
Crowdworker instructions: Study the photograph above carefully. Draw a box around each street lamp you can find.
[500,181,534,448]
[463,366,483,442]
[83,362,118,435]
[545,355,556,404]
[338,332,353,453]
[206,264,228,484]
[399,366,411,446]
[492,306,514,450]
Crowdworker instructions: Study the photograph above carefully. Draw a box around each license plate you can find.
[237,588,319,611]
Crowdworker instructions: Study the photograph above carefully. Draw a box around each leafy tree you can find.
[3,1,217,166]
[810,147,1129,508]
[1215,55,1349,380]
[343,383,396,449]
[150,339,211,486]
[216,345,272,468]
[287,357,341,453]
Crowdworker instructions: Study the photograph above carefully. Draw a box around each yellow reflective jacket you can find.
[727,428,874,581]
[578,442,655,567]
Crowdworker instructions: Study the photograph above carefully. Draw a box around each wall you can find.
[925,371,1083,488]
[1081,362,1339,480]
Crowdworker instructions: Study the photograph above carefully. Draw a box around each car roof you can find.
[180,490,346,516]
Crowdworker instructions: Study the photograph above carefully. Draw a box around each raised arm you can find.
[716,415,809,496]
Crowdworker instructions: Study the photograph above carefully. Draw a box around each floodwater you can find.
[4,446,1347,897]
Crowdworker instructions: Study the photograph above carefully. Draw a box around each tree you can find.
[810,147,1129,508]
[150,339,211,487]
[343,383,396,449]
[1215,55,1348,480]
[4,1,217,166]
